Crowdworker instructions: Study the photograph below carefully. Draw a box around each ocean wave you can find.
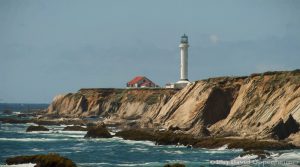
[119,139,155,146]
[111,136,123,140]
[57,130,87,134]
[93,137,157,146]
[49,133,85,138]
[273,151,300,161]
[233,154,258,161]
[202,145,242,154]
[164,145,186,149]
[77,162,113,166]
[211,151,300,166]
[0,138,76,142]
[109,132,116,135]
[0,163,36,167]
[31,148,44,152]
[163,150,184,154]
[129,147,149,152]
[27,129,86,134]
[78,162,163,167]
[27,130,86,138]
[115,162,161,166]
[12,112,21,115]
[216,144,228,150]
[25,123,38,126]
[26,131,53,134]
[202,149,241,154]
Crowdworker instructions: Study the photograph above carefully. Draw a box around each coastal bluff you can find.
[47,70,300,144]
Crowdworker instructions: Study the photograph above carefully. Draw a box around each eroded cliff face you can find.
[47,70,300,140]
[48,88,178,122]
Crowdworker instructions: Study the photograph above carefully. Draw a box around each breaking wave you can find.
[0,163,36,167]
[0,138,75,142]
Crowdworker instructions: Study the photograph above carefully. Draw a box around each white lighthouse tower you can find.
[179,34,189,81]
[175,34,191,88]
[165,34,191,89]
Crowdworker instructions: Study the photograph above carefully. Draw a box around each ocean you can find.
[0,104,300,167]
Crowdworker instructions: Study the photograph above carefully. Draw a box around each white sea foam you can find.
[216,144,228,150]
[273,151,300,161]
[12,112,21,115]
[31,148,44,151]
[233,154,259,161]
[58,130,87,134]
[164,145,186,149]
[51,133,85,138]
[109,131,116,135]
[27,130,86,138]
[120,139,155,146]
[108,137,156,146]
[132,147,149,151]
[63,134,84,138]
[0,138,73,142]
[114,162,160,166]
[129,147,149,152]
[202,145,242,154]
[78,162,162,167]
[77,162,113,166]
[163,150,184,154]
[211,150,300,166]
[27,131,53,134]
[111,136,123,140]
[203,149,241,154]
[0,163,36,167]
[25,123,38,126]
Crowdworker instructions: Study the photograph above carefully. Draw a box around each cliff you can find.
[47,70,300,142]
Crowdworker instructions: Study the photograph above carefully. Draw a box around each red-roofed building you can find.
[126,76,159,88]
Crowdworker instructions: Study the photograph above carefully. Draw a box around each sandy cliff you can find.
[47,70,300,141]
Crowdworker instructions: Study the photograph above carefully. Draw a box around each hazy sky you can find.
[0,0,299,103]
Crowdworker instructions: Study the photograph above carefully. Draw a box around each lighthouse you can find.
[175,34,191,88]
[165,34,191,89]
[179,34,189,81]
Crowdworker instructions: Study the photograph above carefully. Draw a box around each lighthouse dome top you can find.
[181,34,188,44]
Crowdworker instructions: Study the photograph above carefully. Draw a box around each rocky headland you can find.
[45,70,300,145]
[3,70,300,151]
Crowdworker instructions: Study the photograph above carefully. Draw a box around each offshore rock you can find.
[0,118,30,124]
[26,125,49,132]
[84,124,112,138]
[6,153,76,167]
[164,163,186,167]
[63,126,87,131]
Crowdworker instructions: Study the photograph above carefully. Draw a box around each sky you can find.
[0,0,300,103]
